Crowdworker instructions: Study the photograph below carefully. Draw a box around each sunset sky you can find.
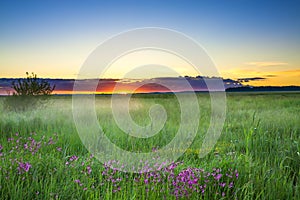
[0,0,300,88]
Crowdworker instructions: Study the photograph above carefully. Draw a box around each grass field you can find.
[0,92,299,199]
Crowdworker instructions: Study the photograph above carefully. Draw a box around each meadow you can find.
[0,92,299,199]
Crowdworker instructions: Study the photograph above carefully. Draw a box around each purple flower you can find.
[74,179,81,183]
[47,137,54,145]
[188,179,198,185]
[220,182,226,187]
[17,162,32,173]
[87,166,92,175]
[152,147,158,152]
[56,147,62,152]
[24,162,31,172]
[215,174,222,180]
[69,155,78,161]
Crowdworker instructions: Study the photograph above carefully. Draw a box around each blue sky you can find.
[0,0,299,85]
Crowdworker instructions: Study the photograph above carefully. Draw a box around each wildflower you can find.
[220,182,226,187]
[23,162,31,172]
[215,174,222,180]
[56,147,62,152]
[74,179,81,184]
[48,137,54,145]
[235,172,239,179]
[188,178,198,185]
[17,162,32,173]
[69,155,78,161]
[87,165,92,175]
[152,147,158,152]
[226,173,233,178]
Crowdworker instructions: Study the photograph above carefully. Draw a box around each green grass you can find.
[0,92,299,199]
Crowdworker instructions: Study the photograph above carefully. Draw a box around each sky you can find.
[0,0,300,89]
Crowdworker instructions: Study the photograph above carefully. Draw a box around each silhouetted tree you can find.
[4,72,55,111]
[12,72,55,96]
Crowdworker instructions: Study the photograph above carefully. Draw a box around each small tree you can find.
[12,72,55,96]
[4,72,55,111]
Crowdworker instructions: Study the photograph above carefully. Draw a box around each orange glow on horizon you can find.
[1,69,299,96]
[54,83,173,94]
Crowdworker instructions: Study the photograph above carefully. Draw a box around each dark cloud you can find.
[265,75,277,77]
[0,76,244,95]
[237,77,266,82]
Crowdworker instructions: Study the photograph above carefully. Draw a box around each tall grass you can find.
[0,92,299,199]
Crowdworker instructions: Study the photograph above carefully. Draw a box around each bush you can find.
[3,72,55,111]
[12,72,55,96]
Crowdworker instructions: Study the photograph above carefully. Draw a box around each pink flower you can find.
[87,166,92,175]
[56,147,62,152]
[69,155,78,161]
[220,182,226,187]
[74,179,81,183]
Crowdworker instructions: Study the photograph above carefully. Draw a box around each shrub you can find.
[3,72,55,111]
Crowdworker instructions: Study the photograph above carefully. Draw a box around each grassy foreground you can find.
[0,92,299,199]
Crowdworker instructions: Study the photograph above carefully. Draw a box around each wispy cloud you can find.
[245,62,288,67]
